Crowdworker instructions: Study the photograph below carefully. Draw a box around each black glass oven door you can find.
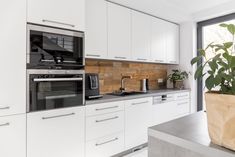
[29,74,84,112]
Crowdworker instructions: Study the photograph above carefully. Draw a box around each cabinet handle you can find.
[95,116,119,123]
[132,101,149,106]
[177,102,188,106]
[155,60,164,62]
[0,106,10,110]
[115,56,126,59]
[95,137,118,146]
[137,58,147,61]
[0,122,10,127]
[86,54,101,57]
[42,19,75,28]
[95,106,119,111]
[42,113,75,120]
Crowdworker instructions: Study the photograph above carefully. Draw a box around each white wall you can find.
[168,21,198,113]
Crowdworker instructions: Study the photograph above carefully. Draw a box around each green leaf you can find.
[224,42,233,49]
[198,49,206,57]
[205,75,215,90]
[214,75,222,86]
[220,23,228,27]
[194,65,203,80]
[231,56,235,68]
[191,56,201,65]
[208,60,218,72]
[227,24,235,35]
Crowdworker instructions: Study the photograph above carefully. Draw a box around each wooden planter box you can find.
[205,92,235,151]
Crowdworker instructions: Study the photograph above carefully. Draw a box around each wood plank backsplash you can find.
[85,59,168,94]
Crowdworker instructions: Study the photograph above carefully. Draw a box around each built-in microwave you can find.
[27,70,85,112]
[27,24,84,70]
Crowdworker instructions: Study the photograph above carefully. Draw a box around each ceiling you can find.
[109,0,234,23]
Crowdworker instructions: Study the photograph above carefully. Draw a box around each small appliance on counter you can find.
[140,78,149,92]
[85,73,103,100]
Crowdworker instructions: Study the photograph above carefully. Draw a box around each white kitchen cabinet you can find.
[27,107,85,157]
[107,2,131,60]
[131,11,151,61]
[0,114,26,157]
[166,23,180,64]
[125,97,152,149]
[86,132,124,157]
[150,18,167,63]
[85,0,107,59]
[151,95,176,126]
[27,0,85,31]
[0,0,26,116]
[86,111,124,141]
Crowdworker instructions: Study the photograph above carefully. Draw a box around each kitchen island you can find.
[148,112,235,157]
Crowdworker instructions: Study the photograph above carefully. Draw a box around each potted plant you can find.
[191,23,235,151]
[168,70,189,89]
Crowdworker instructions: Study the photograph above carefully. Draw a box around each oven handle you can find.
[33,78,83,82]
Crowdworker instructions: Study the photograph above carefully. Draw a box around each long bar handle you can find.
[34,78,83,82]
[132,101,149,106]
[42,19,75,28]
[0,123,10,127]
[96,116,119,123]
[95,106,119,111]
[95,137,118,146]
[0,106,10,110]
[42,113,75,120]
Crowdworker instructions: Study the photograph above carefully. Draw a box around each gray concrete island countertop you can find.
[86,89,190,105]
[148,112,235,157]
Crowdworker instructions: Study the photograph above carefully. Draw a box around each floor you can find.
[123,148,148,157]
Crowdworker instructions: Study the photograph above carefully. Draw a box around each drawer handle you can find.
[0,106,10,110]
[178,102,188,106]
[137,58,147,61]
[86,54,101,57]
[115,56,126,59]
[0,122,10,127]
[42,113,75,120]
[42,19,75,28]
[95,106,119,111]
[132,101,149,105]
[155,60,164,62]
[95,137,118,146]
[96,116,119,123]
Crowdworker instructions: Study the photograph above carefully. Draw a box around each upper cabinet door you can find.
[107,3,131,60]
[27,0,85,31]
[0,0,26,116]
[85,0,107,59]
[150,18,167,63]
[166,23,180,64]
[131,11,151,62]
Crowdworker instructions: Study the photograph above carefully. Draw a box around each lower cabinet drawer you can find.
[86,111,124,141]
[86,132,124,157]
[176,100,190,116]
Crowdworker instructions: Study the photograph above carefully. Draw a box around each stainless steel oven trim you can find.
[26,23,85,66]
[26,70,85,112]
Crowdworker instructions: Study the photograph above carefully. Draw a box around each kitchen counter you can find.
[85,89,190,105]
[148,112,235,157]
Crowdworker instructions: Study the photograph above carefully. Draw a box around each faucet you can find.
[120,75,132,92]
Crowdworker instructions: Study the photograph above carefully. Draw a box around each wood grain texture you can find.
[85,59,167,94]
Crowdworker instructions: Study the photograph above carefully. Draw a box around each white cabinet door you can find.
[152,101,177,126]
[107,2,131,60]
[125,97,152,149]
[85,0,107,59]
[151,18,167,63]
[131,11,151,62]
[0,0,26,116]
[0,114,26,157]
[166,23,179,64]
[27,0,85,31]
[27,107,85,157]
[86,132,124,157]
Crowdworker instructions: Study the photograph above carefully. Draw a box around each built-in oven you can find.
[27,70,85,112]
[27,23,84,70]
